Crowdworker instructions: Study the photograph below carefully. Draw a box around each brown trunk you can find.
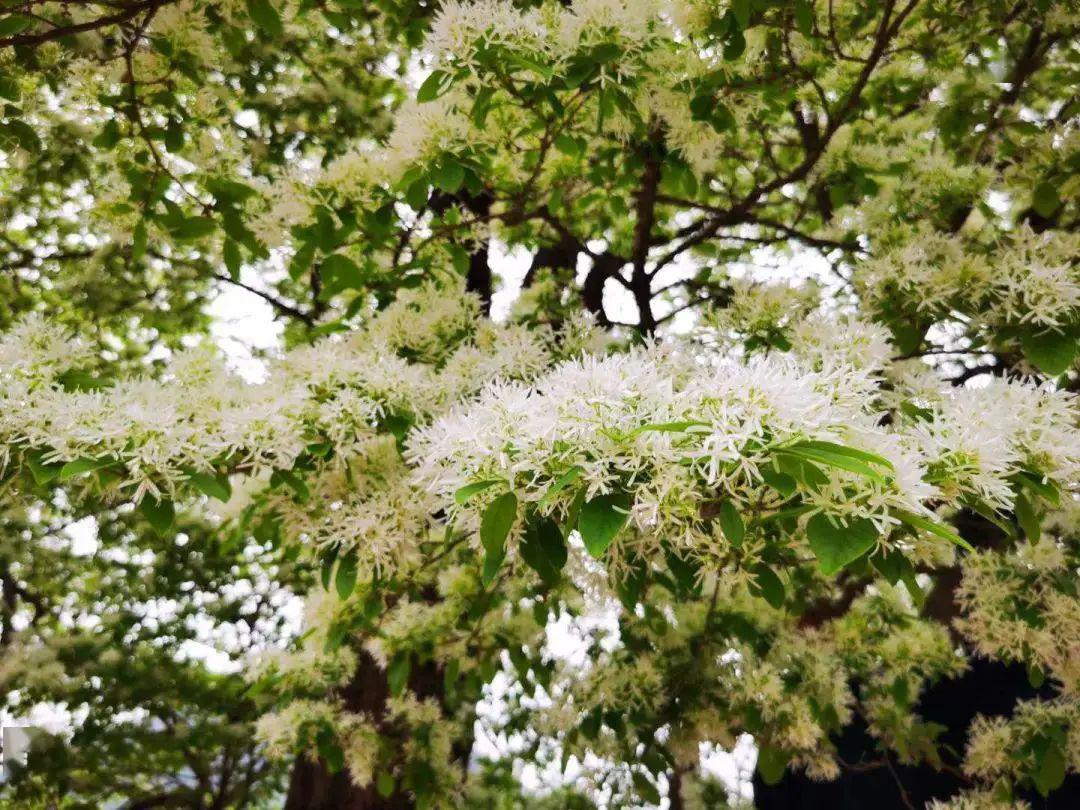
[283,649,461,810]
[286,185,495,809]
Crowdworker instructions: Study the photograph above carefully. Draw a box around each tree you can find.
[1,0,1079,808]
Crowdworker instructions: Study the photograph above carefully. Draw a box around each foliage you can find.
[1,0,1080,808]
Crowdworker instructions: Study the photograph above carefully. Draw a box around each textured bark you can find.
[428,189,494,312]
[283,647,459,810]
[283,182,494,807]
[521,231,580,290]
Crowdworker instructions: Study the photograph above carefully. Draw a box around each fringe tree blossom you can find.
[4,0,1080,805]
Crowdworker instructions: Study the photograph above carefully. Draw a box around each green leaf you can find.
[271,469,310,501]
[169,216,216,242]
[376,772,396,799]
[892,509,974,552]
[794,0,814,36]
[519,515,567,586]
[482,547,505,587]
[1022,328,1077,376]
[288,241,316,280]
[132,219,148,263]
[186,470,232,502]
[717,500,745,548]
[320,546,338,591]
[690,93,714,122]
[778,445,888,484]
[888,318,925,355]
[630,420,710,437]
[321,743,344,774]
[506,51,553,80]
[757,745,790,786]
[1015,492,1041,543]
[336,550,358,599]
[788,440,895,471]
[761,467,797,497]
[0,16,34,36]
[223,239,242,282]
[165,118,184,152]
[26,450,63,485]
[631,772,661,805]
[750,565,785,609]
[578,492,631,558]
[563,485,587,540]
[140,497,175,534]
[1014,470,1060,506]
[732,0,751,29]
[773,453,828,489]
[432,158,465,193]
[388,654,410,697]
[539,466,584,508]
[723,29,746,60]
[1034,743,1066,797]
[454,479,504,505]
[962,498,1017,538]
[246,0,283,38]
[319,253,365,297]
[871,548,909,585]
[1032,181,1061,219]
[92,119,122,150]
[480,492,518,556]
[405,178,429,210]
[471,86,496,127]
[443,657,460,694]
[0,118,40,152]
[615,553,648,609]
[417,70,451,103]
[58,456,118,480]
[379,411,414,449]
[901,566,924,607]
[480,492,517,586]
[707,103,736,133]
[553,133,580,157]
[806,513,879,575]
[1027,663,1046,689]
[665,548,700,594]
[0,73,18,101]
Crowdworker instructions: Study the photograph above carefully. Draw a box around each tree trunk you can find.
[284,186,498,809]
[283,649,459,810]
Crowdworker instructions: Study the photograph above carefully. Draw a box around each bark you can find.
[581,253,625,326]
[284,189,495,810]
[629,124,663,333]
[428,189,494,312]
[283,648,461,810]
[521,231,580,290]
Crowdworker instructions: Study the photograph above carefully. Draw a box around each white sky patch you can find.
[490,240,533,322]
[207,265,285,382]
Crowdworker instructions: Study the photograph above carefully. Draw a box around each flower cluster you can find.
[957,512,1080,694]
[411,336,1078,578]
[0,284,577,505]
[856,225,1080,332]
[963,698,1080,796]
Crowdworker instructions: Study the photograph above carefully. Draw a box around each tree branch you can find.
[0,0,167,48]
[212,273,315,327]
